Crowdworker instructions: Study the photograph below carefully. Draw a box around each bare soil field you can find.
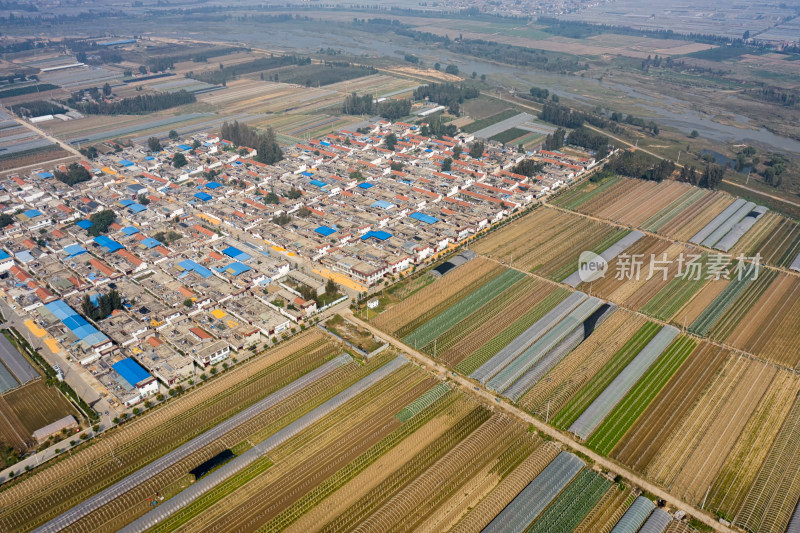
[0,147,72,173]
[3,380,78,435]
[661,193,735,242]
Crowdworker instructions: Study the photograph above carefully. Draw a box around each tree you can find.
[137,194,150,206]
[544,128,567,151]
[349,170,364,182]
[390,161,404,171]
[54,163,92,187]
[469,141,484,159]
[173,153,187,168]
[445,64,459,75]
[168,129,179,141]
[287,187,302,200]
[471,71,477,79]
[102,83,111,97]
[689,130,699,138]
[87,210,115,236]
[453,145,462,158]
[264,191,280,204]
[325,278,338,295]
[385,133,397,151]
[442,157,453,171]
[183,298,193,308]
[192,139,201,149]
[147,137,162,152]
[480,74,486,81]
[0,214,13,229]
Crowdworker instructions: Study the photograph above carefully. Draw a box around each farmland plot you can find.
[440,279,556,367]
[668,359,776,506]
[736,392,800,533]
[1,380,78,435]
[574,178,654,218]
[594,179,690,228]
[612,343,728,472]
[518,310,646,417]
[371,257,500,334]
[574,486,635,533]
[641,187,707,233]
[551,175,623,211]
[0,331,335,531]
[660,193,735,242]
[550,321,661,431]
[645,354,752,488]
[706,369,800,521]
[586,336,696,455]
[724,273,800,366]
[639,253,712,321]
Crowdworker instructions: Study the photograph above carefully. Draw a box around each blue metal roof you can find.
[409,212,439,224]
[301,171,313,177]
[220,262,251,276]
[64,244,87,257]
[38,172,54,179]
[118,159,134,167]
[361,230,392,241]
[128,203,147,214]
[357,182,374,189]
[222,246,251,261]
[23,209,42,218]
[315,226,336,237]
[206,181,223,189]
[118,199,135,206]
[0,250,10,261]
[121,226,140,235]
[310,180,327,188]
[140,237,161,249]
[93,235,123,253]
[76,220,94,229]
[371,200,394,210]
[15,251,34,263]
[177,259,213,279]
[177,144,192,151]
[113,358,152,387]
[44,300,109,346]
[144,156,155,161]
[194,192,212,201]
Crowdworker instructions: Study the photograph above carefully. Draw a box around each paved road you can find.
[3,107,83,158]
[344,309,733,533]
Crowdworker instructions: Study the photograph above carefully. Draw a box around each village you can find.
[0,118,597,409]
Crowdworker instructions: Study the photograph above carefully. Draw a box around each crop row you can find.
[736,392,800,533]
[550,322,661,430]
[554,176,623,211]
[404,269,525,349]
[422,276,538,357]
[642,188,706,233]
[440,281,554,366]
[548,228,630,283]
[517,312,644,417]
[0,335,336,530]
[689,273,753,336]
[318,405,492,532]
[707,268,779,341]
[707,370,800,520]
[371,257,497,334]
[450,441,561,533]
[640,254,710,321]
[586,336,696,455]
[258,385,461,531]
[454,288,570,375]
[574,485,634,533]
[527,469,611,533]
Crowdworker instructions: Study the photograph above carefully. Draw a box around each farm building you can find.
[42,300,114,364]
[32,415,78,444]
[112,357,159,402]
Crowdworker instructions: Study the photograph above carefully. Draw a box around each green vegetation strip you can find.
[526,470,611,533]
[708,268,779,341]
[551,176,621,210]
[396,383,451,422]
[586,336,696,455]
[259,389,460,532]
[461,109,519,133]
[490,127,529,144]
[640,253,710,321]
[149,456,274,533]
[455,288,570,375]
[642,189,705,233]
[551,322,661,430]
[423,277,535,356]
[393,268,504,338]
[404,269,525,348]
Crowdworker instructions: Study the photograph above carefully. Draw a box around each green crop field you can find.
[640,253,710,321]
[461,109,520,133]
[551,322,661,430]
[489,127,529,144]
[586,336,697,455]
